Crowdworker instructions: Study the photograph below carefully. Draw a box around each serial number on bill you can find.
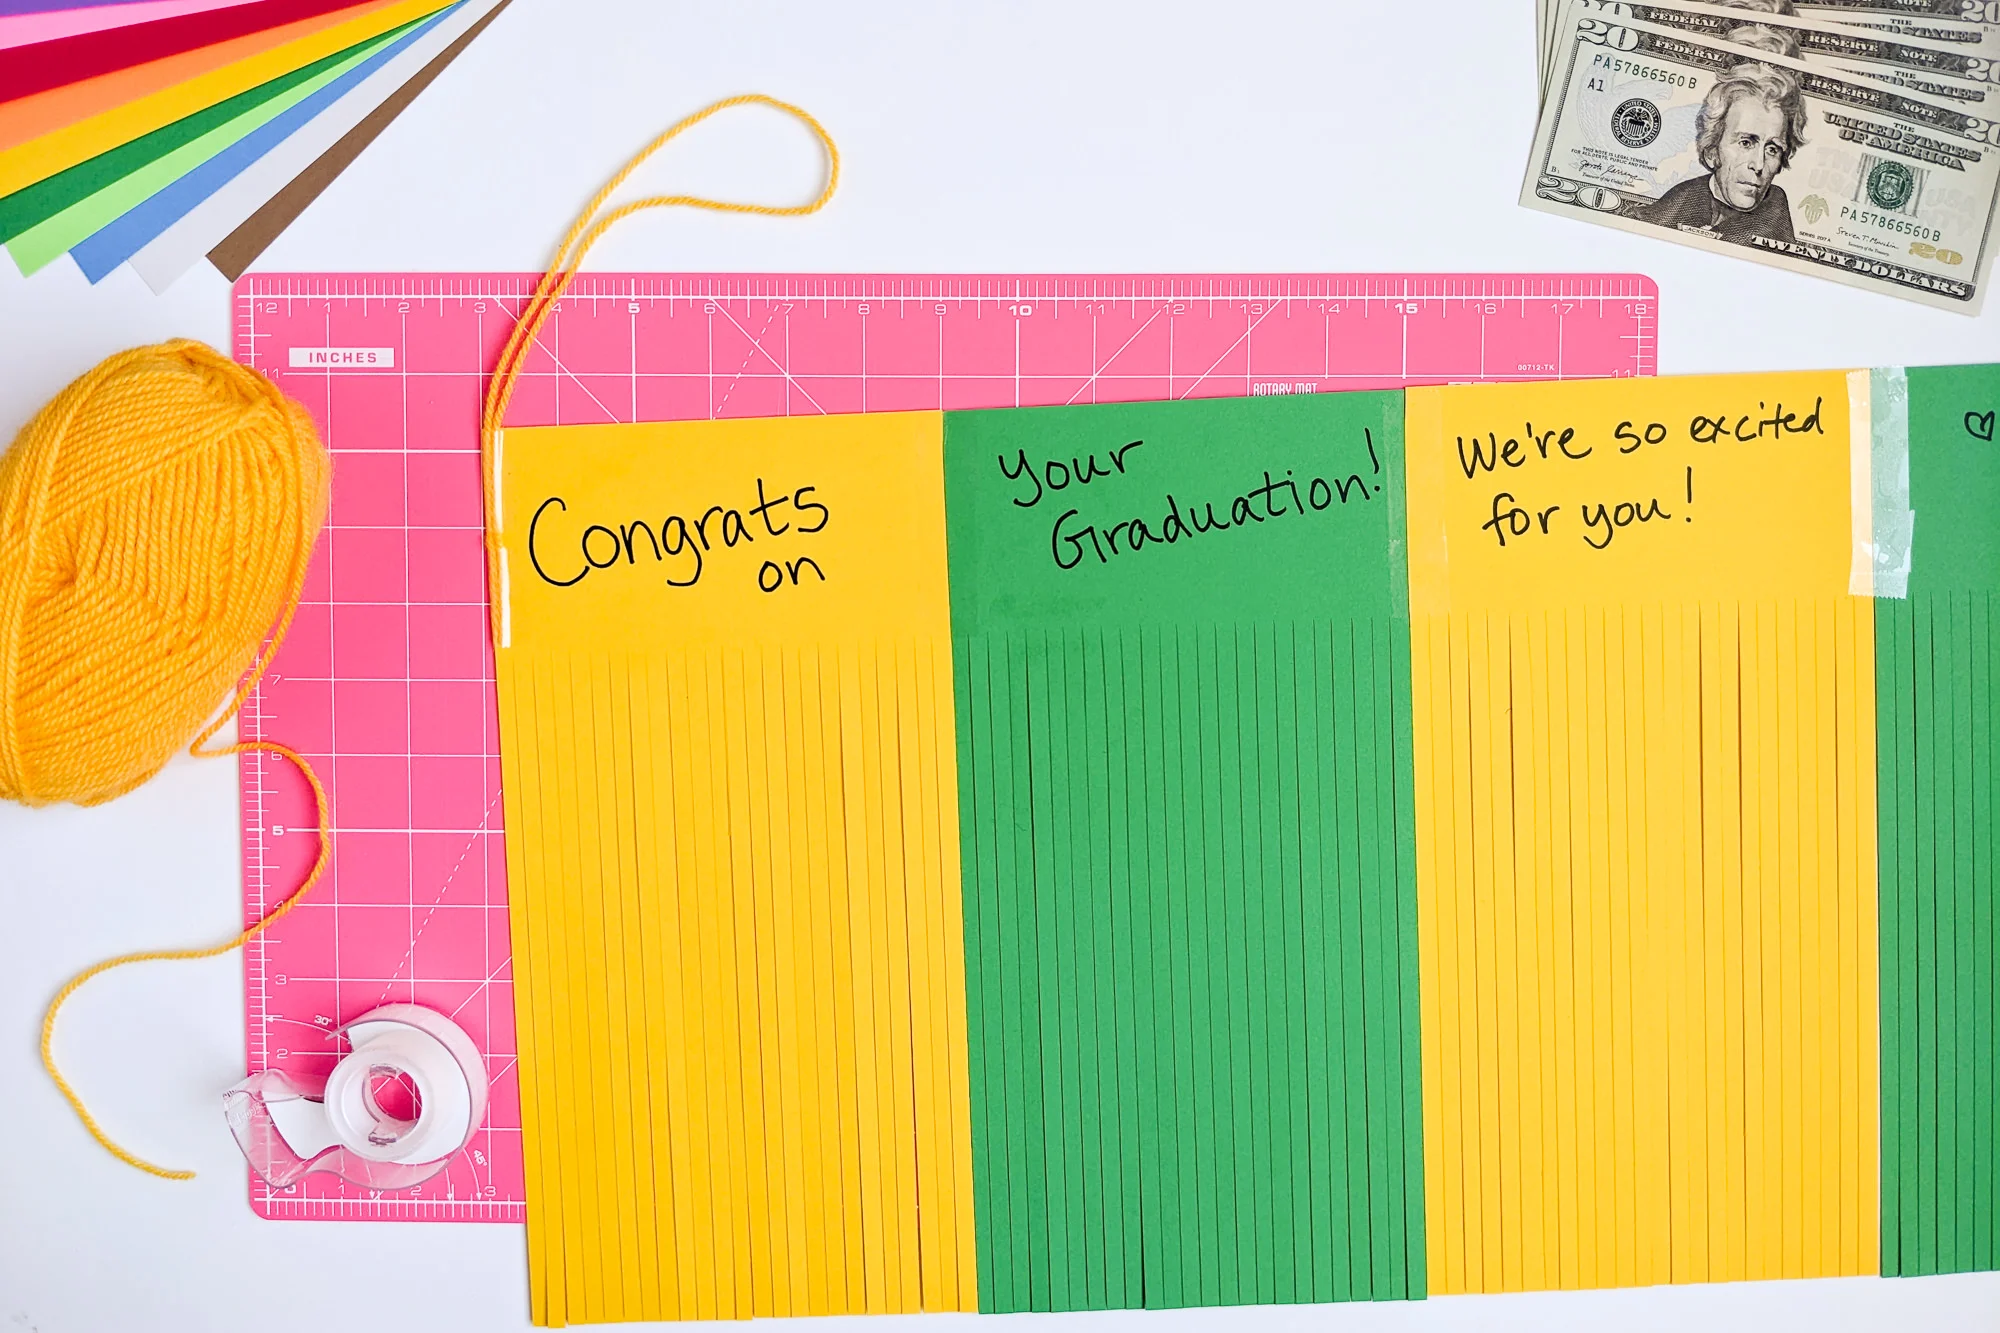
[1591,53,1698,89]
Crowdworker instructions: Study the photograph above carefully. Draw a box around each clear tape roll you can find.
[223,1003,488,1191]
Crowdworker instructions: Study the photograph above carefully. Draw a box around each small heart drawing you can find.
[1968,410,1996,442]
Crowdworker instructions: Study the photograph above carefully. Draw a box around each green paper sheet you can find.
[0,11,437,274]
[943,393,1426,1310]
[1879,362,2000,1278]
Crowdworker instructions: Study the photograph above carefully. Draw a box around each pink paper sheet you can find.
[0,0,260,49]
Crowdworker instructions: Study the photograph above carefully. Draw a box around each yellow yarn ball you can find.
[0,339,330,808]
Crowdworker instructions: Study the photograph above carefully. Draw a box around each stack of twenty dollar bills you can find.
[1529,0,2000,312]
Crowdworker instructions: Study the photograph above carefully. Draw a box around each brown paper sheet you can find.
[207,0,510,280]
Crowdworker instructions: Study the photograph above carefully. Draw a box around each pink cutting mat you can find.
[230,271,1660,1222]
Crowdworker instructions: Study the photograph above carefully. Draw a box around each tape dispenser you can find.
[223,1003,488,1190]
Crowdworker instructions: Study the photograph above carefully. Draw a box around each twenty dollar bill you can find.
[1559,0,2000,108]
[1525,6,2000,310]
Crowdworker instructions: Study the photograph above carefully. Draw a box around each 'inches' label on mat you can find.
[289,346,395,368]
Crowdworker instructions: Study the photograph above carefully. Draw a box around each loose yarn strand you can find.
[479,93,840,641]
[41,737,330,1180]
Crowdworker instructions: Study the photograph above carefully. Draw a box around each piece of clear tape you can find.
[1379,398,1410,621]
[1850,366,1914,599]
[223,1002,489,1191]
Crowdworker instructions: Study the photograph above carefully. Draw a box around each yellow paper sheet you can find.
[492,412,978,1325]
[0,0,449,197]
[1405,371,1879,1292]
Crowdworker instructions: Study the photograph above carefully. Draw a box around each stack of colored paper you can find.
[0,0,510,288]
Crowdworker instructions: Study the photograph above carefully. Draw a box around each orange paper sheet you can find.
[0,0,428,190]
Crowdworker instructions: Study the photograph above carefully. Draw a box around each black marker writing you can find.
[1580,496,1672,550]
[999,439,1147,508]
[757,557,825,592]
[1050,465,1373,570]
[1614,420,1668,454]
[526,478,827,590]
[1687,397,1823,444]
[1456,421,1591,477]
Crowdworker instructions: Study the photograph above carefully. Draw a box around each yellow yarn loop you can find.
[480,93,840,640]
[1,339,332,1179]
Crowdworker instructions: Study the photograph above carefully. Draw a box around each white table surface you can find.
[4,2,2000,1329]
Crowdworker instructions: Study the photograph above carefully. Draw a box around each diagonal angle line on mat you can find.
[713,300,786,415]
[539,339,621,424]
[445,953,518,1021]
[1065,304,1167,406]
[1177,303,1280,400]
[372,790,503,1004]
[708,299,827,415]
